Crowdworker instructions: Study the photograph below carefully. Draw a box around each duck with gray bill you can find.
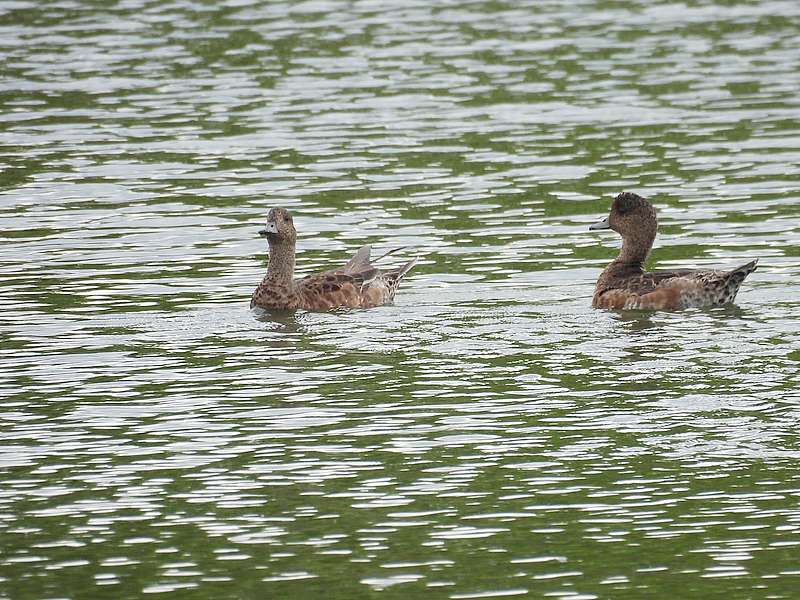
[251,207,417,311]
[589,192,757,310]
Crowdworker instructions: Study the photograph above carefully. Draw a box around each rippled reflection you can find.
[2,0,800,598]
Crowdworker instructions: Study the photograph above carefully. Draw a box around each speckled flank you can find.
[591,193,758,310]
[251,208,416,312]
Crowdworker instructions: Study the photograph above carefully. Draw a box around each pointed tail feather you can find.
[721,259,757,304]
[380,257,417,302]
[343,245,372,273]
[394,257,417,281]
[728,259,758,283]
[733,259,758,276]
[373,246,408,264]
[381,256,417,286]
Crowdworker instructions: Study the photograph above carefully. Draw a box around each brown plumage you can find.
[251,207,417,311]
[589,192,758,310]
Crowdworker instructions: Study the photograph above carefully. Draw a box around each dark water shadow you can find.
[607,301,760,333]
[705,303,756,321]
[607,309,659,332]
[250,307,309,336]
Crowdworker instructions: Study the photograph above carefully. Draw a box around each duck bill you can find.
[259,222,278,237]
[589,217,611,231]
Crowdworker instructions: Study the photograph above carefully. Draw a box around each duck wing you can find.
[649,268,702,281]
[341,245,408,273]
[611,267,730,295]
[652,260,756,289]
[295,268,382,310]
[598,261,758,309]
[294,247,417,310]
[341,245,372,273]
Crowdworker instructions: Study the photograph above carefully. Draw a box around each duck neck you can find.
[611,232,654,273]
[265,239,295,284]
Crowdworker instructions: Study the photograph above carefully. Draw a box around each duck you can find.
[589,192,757,310]
[251,207,417,311]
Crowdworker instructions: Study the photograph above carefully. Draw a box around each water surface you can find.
[2,0,800,598]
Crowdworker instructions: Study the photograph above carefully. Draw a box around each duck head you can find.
[260,207,296,244]
[590,192,658,241]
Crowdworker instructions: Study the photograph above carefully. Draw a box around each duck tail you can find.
[394,257,417,281]
[373,246,407,263]
[731,259,758,280]
[375,256,417,302]
[720,259,757,304]
[381,256,417,286]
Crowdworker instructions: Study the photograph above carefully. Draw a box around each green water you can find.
[2,1,800,598]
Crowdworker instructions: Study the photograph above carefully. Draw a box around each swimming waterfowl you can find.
[589,192,757,310]
[251,207,417,311]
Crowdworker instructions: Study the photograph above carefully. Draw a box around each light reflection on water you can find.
[2,0,800,598]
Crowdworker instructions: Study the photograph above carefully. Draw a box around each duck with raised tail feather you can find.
[251,207,417,311]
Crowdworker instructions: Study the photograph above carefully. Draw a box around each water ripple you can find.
[3,0,800,598]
